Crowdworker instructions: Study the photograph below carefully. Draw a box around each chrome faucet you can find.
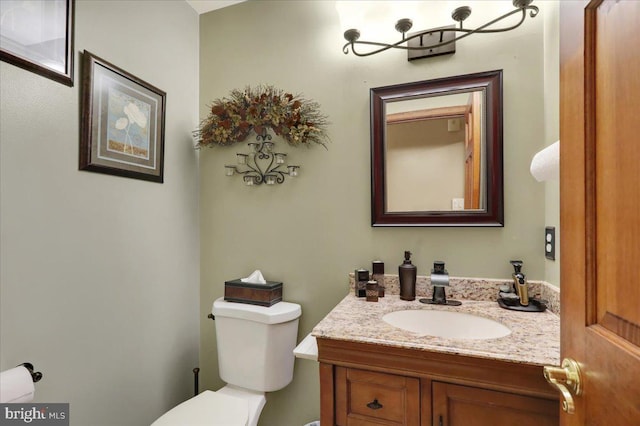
[420,261,461,306]
[509,260,529,306]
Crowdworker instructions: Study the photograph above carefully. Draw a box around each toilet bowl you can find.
[151,389,248,426]
[151,298,301,425]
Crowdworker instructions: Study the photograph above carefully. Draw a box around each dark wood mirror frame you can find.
[370,69,504,227]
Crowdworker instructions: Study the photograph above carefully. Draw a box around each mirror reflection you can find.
[385,90,485,212]
[370,70,503,227]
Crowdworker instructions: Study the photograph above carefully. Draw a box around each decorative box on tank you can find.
[224,279,283,307]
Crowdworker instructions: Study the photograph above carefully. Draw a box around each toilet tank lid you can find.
[212,297,301,324]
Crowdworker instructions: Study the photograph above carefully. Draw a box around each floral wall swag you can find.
[195,85,330,149]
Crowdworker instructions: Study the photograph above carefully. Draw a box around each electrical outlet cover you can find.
[545,226,556,260]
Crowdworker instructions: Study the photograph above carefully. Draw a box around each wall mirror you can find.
[371,69,503,227]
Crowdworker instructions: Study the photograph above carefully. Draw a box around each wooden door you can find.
[464,92,482,210]
[559,0,640,424]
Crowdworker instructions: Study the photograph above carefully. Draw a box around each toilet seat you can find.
[151,390,248,426]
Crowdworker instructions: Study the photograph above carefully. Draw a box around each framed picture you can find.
[0,0,74,86]
[80,51,166,183]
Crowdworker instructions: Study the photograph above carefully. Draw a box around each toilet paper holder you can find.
[19,362,43,383]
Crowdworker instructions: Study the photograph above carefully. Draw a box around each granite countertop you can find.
[311,293,560,367]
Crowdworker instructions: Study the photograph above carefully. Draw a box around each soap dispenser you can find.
[399,251,417,301]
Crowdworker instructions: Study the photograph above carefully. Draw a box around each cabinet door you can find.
[335,367,420,426]
[432,382,558,426]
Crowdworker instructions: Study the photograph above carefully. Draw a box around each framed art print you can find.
[80,51,166,183]
[0,0,74,86]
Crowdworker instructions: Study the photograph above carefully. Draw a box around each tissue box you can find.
[224,279,283,307]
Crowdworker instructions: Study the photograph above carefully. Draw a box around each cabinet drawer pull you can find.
[366,399,383,410]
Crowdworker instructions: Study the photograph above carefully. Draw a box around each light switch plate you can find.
[452,198,465,210]
[545,226,556,260]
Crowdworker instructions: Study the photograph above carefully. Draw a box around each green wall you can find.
[1,1,200,425]
[199,1,556,425]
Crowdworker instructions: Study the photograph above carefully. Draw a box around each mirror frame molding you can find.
[370,69,504,227]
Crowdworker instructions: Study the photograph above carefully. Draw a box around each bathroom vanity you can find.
[312,293,560,426]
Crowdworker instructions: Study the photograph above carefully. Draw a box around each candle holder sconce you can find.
[225,130,300,186]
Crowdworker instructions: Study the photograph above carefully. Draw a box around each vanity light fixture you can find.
[342,0,539,61]
[225,130,300,186]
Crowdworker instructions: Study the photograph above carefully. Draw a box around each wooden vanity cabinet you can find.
[431,381,558,426]
[318,338,559,426]
[334,367,420,425]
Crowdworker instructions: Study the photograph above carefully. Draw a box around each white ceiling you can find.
[185,0,247,14]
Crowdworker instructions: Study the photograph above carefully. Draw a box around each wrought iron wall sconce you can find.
[225,130,300,186]
[342,0,539,61]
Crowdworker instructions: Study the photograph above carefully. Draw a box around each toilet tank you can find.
[212,297,301,392]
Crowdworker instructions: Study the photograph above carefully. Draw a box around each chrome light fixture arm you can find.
[342,3,539,58]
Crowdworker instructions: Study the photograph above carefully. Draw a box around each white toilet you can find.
[152,297,302,426]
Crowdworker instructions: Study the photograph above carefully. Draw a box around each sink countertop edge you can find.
[311,293,560,367]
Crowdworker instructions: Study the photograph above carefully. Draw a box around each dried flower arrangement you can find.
[195,85,329,148]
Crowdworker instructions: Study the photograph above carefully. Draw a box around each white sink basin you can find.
[382,309,511,340]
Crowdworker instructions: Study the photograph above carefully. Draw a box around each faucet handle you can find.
[430,261,449,287]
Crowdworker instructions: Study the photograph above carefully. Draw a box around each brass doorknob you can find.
[543,358,582,414]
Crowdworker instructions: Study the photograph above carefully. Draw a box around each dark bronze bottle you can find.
[399,251,417,301]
